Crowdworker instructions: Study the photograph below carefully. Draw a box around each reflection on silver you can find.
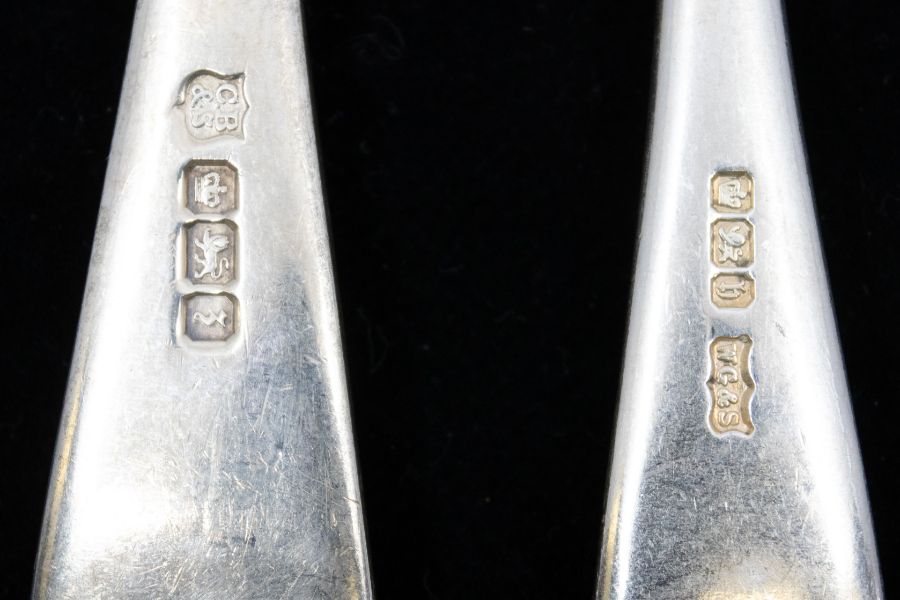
[596,0,882,598]
[33,2,372,598]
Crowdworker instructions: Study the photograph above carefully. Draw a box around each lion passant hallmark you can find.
[707,335,755,435]
[711,218,754,268]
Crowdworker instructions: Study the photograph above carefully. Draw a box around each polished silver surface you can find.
[597,0,882,598]
[33,1,372,598]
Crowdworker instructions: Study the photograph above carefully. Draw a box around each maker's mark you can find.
[177,71,248,140]
[707,335,755,436]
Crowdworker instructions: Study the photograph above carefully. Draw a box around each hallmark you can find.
[711,218,754,268]
[707,335,755,435]
[182,293,237,342]
[177,71,248,140]
[184,221,237,285]
[711,272,755,308]
[711,170,753,213]
[184,160,237,214]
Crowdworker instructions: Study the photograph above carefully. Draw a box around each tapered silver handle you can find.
[596,0,882,597]
[33,2,373,598]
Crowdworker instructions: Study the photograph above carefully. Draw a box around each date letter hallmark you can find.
[711,218,754,268]
[711,170,753,213]
[184,221,237,285]
[184,161,237,214]
[182,293,237,342]
[177,71,248,140]
[707,335,755,436]
[711,272,755,308]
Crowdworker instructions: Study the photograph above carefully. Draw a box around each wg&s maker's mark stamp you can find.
[707,335,755,436]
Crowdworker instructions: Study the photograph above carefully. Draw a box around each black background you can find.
[2,1,898,598]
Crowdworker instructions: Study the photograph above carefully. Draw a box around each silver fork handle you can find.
[596,0,882,597]
[33,2,373,598]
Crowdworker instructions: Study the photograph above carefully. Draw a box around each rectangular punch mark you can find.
[711,170,754,213]
[711,217,754,268]
[711,272,755,308]
[707,335,755,436]
[184,160,238,215]
[181,292,238,343]
[183,220,237,285]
